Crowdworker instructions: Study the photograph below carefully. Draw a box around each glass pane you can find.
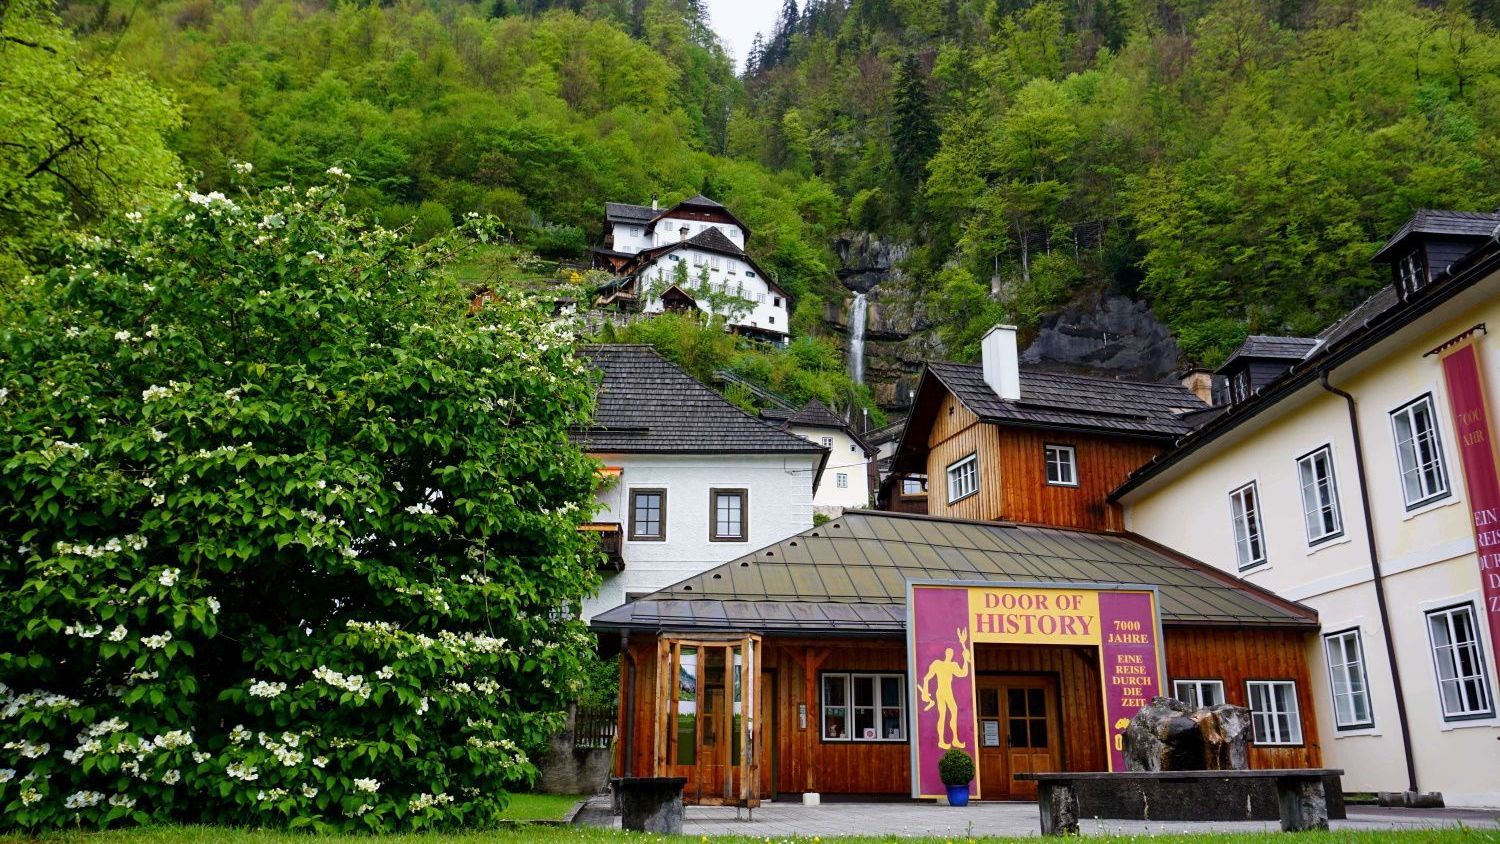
[823,675,847,739]
[881,676,901,707]
[853,676,875,707]
[881,707,903,740]
[1176,683,1200,708]
[854,706,875,739]
[1204,683,1224,707]
[1009,718,1029,747]
[676,648,696,765]
[1028,688,1046,716]
[1030,718,1049,748]
[980,689,999,718]
[1008,688,1026,717]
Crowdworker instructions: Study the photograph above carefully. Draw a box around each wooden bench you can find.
[1017,769,1345,835]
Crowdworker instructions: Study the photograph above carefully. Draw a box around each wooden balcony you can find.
[580,522,624,571]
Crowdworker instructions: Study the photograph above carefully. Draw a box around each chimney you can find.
[981,325,1021,401]
[679,225,689,242]
[1179,367,1214,405]
[651,192,659,211]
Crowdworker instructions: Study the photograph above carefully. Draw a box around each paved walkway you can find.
[575,794,1500,838]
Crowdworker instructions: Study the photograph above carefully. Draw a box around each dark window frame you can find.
[627,488,667,542]
[1424,602,1496,722]
[1390,394,1451,511]
[1296,444,1345,546]
[709,487,748,543]
[1322,627,1375,730]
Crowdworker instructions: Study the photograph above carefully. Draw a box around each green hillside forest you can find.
[6,0,1500,373]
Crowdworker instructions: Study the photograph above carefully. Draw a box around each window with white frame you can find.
[710,255,722,272]
[1397,250,1426,298]
[1297,446,1343,545]
[822,673,906,741]
[1425,604,1495,721]
[820,436,834,448]
[901,477,927,496]
[1246,681,1302,745]
[836,473,848,489]
[1044,443,1078,486]
[1229,482,1266,570]
[1323,628,1373,729]
[1173,679,1225,709]
[947,453,979,503]
[709,488,747,542]
[1391,395,1450,509]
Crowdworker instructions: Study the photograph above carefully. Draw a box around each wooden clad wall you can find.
[925,392,1003,521]
[993,428,1165,531]
[1164,627,1322,769]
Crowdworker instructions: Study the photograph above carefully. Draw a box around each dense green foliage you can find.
[0,0,182,280]
[739,0,1500,361]
[0,180,601,831]
[598,313,884,425]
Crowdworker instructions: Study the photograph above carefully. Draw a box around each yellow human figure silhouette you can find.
[919,627,971,750]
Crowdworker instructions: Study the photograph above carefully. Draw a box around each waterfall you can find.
[848,292,867,385]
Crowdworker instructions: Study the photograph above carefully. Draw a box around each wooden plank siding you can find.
[1163,627,1323,770]
[925,391,1003,521]
[993,429,1166,531]
[616,628,1321,799]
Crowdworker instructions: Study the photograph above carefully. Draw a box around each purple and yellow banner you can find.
[1438,335,1500,672]
[908,582,1165,798]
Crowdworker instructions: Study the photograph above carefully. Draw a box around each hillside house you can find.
[759,399,877,515]
[572,345,827,620]
[590,195,791,344]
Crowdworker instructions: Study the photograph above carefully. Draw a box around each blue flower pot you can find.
[946,784,970,806]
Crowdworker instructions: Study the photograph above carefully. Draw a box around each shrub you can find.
[938,748,975,787]
[0,176,602,832]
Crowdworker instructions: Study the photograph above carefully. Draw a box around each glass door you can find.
[658,636,761,806]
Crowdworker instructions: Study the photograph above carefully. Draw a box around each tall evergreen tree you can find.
[890,54,939,193]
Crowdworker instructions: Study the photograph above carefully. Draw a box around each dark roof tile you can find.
[1218,335,1318,370]
[1373,209,1500,260]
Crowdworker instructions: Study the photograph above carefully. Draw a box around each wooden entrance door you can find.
[976,676,1061,800]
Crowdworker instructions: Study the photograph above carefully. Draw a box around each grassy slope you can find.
[3,828,1491,843]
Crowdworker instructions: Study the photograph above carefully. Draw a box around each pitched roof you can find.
[622,230,788,298]
[927,363,1207,438]
[605,202,656,224]
[1372,209,1500,261]
[1218,335,1318,371]
[573,345,827,457]
[590,510,1317,634]
[762,399,877,456]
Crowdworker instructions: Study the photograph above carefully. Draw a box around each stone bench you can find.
[1018,769,1345,835]
[611,776,687,834]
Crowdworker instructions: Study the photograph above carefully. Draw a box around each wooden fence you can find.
[574,705,617,750]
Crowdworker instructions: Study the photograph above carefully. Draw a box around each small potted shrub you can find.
[939,747,975,806]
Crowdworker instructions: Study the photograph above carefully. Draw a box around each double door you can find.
[976,676,1060,800]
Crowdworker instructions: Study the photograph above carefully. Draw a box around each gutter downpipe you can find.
[1319,370,1418,794]
[621,630,635,777]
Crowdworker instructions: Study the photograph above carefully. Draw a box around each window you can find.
[628,225,640,237]
[1323,629,1374,729]
[1173,679,1225,709]
[691,251,705,266]
[1397,250,1426,298]
[710,256,722,272]
[822,673,906,741]
[1230,369,1252,404]
[947,454,979,504]
[901,477,927,496]
[1297,446,1343,545]
[709,488,747,542]
[836,473,848,489]
[1425,604,1495,721]
[628,489,666,541]
[668,254,681,262]
[1391,395,1450,509]
[820,436,834,448]
[772,295,781,306]
[1246,681,1302,745]
[1229,482,1266,570]
[1044,444,1078,487]
[746,270,757,278]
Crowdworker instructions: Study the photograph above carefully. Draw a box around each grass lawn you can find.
[497,792,585,822]
[3,828,1494,843]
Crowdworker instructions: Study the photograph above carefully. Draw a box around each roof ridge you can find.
[932,360,1191,391]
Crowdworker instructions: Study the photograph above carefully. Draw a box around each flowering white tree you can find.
[0,174,602,831]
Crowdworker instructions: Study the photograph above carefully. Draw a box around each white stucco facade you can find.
[1120,272,1500,807]
[638,247,789,337]
[784,424,872,513]
[611,217,746,253]
[582,452,819,620]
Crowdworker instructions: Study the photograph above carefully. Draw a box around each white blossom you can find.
[353,777,380,793]
[326,166,348,178]
[141,631,172,650]
[301,784,319,798]
[0,769,14,782]
[206,597,221,614]
[312,756,328,769]
[226,762,259,781]
[160,769,181,785]
[64,790,104,809]
[231,160,254,175]
[109,793,137,808]
[248,680,285,698]
[158,567,180,587]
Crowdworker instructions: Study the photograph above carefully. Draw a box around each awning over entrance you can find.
[591,510,1317,635]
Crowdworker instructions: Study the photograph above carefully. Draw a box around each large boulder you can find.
[1123,697,1252,772]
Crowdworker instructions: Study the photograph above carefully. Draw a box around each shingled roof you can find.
[927,363,1206,438]
[590,510,1317,634]
[605,202,656,224]
[573,345,828,457]
[1372,209,1500,261]
[1218,335,1318,371]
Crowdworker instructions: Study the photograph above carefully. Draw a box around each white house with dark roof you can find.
[572,345,827,620]
[591,195,791,344]
[760,399,877,515]
[1112,208,1500,807]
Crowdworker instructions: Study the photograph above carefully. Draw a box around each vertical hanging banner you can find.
[907,581,1165,799]
[1437,333,1500,670]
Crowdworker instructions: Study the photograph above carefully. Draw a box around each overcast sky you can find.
[703,0,781,73]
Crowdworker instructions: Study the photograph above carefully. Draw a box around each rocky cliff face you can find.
[825,234,1187,417]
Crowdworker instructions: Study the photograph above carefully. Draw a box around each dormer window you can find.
[1229,369,1252,404]
[1397,249,1426,298]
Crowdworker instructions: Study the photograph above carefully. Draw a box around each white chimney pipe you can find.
[651,192,659,211]
[982,324,1021,401]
